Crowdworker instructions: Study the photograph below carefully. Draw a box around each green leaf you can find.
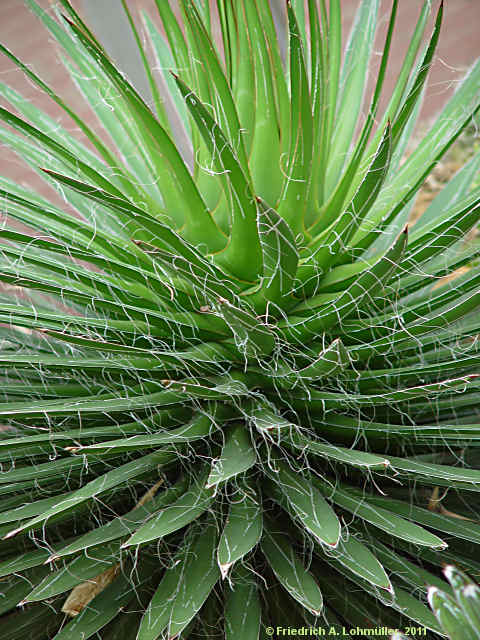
[0,378,245,420]
[165,519,220,638]
[33,170,232,289]
[290,436,391,471]
[224,566,261,639]
[393,587,443,634]
[272,339,350,386]
[351,2,429,194]
[0,455,110,486]
[261,520,323,616]
[0,409,188,453]
[136,538,193,640]
[240,0,283,206]
[328,485,446,549]
[427,587,472,640]
[0,566,51,616]
[0,548,50,579]
[255,197,299,308]
[174,73,262,281]
[0,492,75,526]
[286,226,407,338]
[321,533,393,593]
[119,0,167,128]
[348,291,480,361]
[306,122,392,269]
[271,461,340,548]
[277,1,313,236]
[51,566,141,640]
[0,107,124,199]
[122,471,214,548]
[67,413,215,454]
[390,1,443,150]
[63,15,225,254]
[48,479,188,562]
[416,151,480,230]
[350,56,480,254]
[214,298,276,357]
[444,565,480,632]
[388,455,480,490]
[323,0,341,191]
[217,489,263,577]
[0,602,63,640]
[3,450,176,539]
[0,26,145,205]
[364,494,480,545]
[179,0,249,173]
[137,519,219,640]
[142,12,191,138]
[207,424,256,488]
[371,540,452,595]
[23,541,121,602]
[401,188,480,269]
[325,0,379,193]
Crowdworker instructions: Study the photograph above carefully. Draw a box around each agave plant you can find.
[428,566,480,640]
[0,0,479,637]
[393,566,480,640]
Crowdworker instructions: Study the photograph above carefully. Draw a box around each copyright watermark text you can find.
[265,626,427,637]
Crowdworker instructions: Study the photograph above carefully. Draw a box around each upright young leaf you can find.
[277,1,313,236]
[174,74,263,281]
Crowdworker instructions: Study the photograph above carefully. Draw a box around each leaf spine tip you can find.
[3,528,21,540]
[443,565,455,579]
[219,562,232,579]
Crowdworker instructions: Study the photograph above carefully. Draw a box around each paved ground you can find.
[0,0,478,198]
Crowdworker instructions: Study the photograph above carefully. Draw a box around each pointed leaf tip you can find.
[61,14,74,26]
[219,562,232,580]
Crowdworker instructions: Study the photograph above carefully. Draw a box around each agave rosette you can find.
[0,0,479,637]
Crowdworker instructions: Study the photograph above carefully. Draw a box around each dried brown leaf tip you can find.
[61,479,163,616]
[62,565,120,617]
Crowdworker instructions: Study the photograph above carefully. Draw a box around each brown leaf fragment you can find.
[61,478,164,616]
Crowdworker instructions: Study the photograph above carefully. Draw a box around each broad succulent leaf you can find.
[0,0,479,637]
